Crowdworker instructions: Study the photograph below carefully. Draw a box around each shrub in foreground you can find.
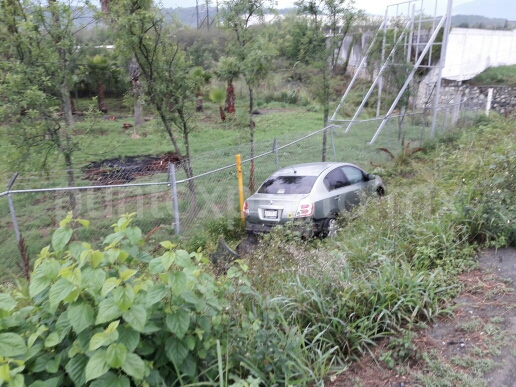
[0,213,325,386]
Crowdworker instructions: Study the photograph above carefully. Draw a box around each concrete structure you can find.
[442,28,516,81]
[342,27,516,81]
[417,28,516,107]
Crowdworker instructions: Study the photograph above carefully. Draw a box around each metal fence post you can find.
[168,163,180,235]
[331,126,337,162]
[7,173,20,243]
[272,138,279,171]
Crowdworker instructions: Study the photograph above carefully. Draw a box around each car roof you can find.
[274,162,357,177]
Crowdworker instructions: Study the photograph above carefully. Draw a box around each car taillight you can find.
[243,201,249,216]
[296,201,314,218]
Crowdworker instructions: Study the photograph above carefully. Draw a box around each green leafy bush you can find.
[1,212,238,385]
[0,213,344,386]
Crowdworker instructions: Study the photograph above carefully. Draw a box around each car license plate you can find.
[264,209,278,218]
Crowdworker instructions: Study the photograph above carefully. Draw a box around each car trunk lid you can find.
[246,193,308,223]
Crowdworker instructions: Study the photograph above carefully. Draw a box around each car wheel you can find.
[377,186,385,197]
[321,215,339,239]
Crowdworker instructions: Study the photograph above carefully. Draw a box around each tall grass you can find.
[236,115,515,379]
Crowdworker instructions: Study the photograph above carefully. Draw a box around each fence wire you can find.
[0,103,488,281]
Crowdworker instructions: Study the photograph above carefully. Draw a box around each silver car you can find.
[243,162,384,237]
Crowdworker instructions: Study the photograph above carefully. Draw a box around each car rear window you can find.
[257,176,317,194]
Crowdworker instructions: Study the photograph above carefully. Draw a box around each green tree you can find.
[209,87,226,121]
[220,0,276,191]
[295,0,363,161]
[190,66,212,112]
[0,0,92,211]
[216,56,240,115]
[80,54,116,113]
[113,0,200,213]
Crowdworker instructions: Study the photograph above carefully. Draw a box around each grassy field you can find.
[0,87,480,281]
[241,114,516,384]
[0,91,514,384]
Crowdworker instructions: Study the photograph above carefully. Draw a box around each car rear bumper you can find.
[245,218,324,237]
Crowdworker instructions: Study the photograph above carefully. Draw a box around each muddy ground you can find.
[329,248,516,387]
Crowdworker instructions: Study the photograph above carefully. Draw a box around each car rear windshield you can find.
[257,176,317,194]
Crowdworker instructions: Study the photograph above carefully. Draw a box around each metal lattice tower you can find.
[330,0,454,143]
[196,0,219,30]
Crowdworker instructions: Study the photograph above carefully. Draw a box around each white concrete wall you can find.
[443,28,516,81]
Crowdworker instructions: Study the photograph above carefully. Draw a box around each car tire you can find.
[377,186,385,197]
[320,215,339,239]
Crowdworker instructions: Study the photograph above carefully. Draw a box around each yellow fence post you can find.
[235,154,245,225]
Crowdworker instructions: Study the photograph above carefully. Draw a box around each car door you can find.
[315,168,347,219]
[320,167,351,215]
[340,165,368,210]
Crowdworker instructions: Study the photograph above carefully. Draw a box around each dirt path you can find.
[477,248,516,386]
[330,248,516,387]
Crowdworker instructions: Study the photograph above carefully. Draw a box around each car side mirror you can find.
[367,173,376,181]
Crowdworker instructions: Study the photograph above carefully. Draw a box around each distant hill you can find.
[452,0,516,20]
[451,14,513,29]
[166,6,294,28]
[165,6,211,27]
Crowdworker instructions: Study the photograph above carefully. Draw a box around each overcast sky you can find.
[161,0,474,16]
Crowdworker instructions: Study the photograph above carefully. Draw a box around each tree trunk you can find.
[97,80,108,113]
[100,0,109,13]
[225,80,235,113]
[177,104,199,216]
[155,103,198,215]
[130,58,144,127]
[321,127,328,162]
[196,95,203,112]
[134,98,144,126]
[70,93,77,114]
[61,81,76,214]
[248,86,255,192]
[64,151,76,213]
[61,81,74,128]
[183,128,198,216]
[219,106,226,121]
[49,0,76,212]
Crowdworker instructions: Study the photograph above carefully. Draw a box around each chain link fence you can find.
[0,100,486,281]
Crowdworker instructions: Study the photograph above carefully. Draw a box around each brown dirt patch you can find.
[328,248,516,387]
[83,153,183,185]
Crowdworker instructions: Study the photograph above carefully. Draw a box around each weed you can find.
[451,355,495,377]
[415,351,488,387]
[457,317,483,333]
[385,330,420,367]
